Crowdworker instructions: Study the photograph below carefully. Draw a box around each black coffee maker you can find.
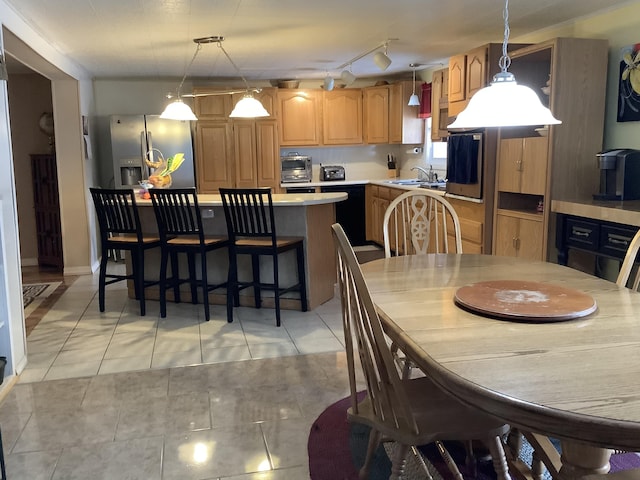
[593,149,640,200]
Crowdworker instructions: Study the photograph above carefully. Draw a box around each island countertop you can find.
[135,191,347,206]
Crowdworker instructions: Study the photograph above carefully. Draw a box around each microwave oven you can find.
[281,153,312,183]
[445,132,483,199]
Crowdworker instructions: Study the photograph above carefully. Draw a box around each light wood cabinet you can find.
[430,68,449,142]
[195,121,234,192]
[389,81,424,144]
[322,89,362,145]
[448,54,466,104]
[194,88,233,120]
[497,137,548,195]
[231,119,280,191]
[277,89,322,146]
[366,184,404,246]
[495,212,544,260]
[446,197,485,254]
[363,86,389,144]
[492,38,609,261]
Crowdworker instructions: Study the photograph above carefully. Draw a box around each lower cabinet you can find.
[494,213,543,260]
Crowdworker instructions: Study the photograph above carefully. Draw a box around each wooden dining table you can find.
[360,253,640,479]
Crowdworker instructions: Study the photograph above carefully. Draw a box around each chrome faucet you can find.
[412,165,438,183]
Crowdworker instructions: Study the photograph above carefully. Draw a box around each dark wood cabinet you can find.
[30,154,63,270]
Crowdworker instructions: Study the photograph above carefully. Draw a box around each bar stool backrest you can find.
[219,188,277,243]
[90,188,143,242]
[149,188,204,242]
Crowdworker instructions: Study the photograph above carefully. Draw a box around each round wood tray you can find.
[454,280,597,322]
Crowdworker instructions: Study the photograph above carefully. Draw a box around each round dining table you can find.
[360,253,640,479]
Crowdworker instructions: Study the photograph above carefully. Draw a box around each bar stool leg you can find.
[0,426,7,479]
[251,254,261,308]
[159,248,169,318]
[296,243,308,311]
[226,253,238,323]
[187,252,198,304]
[200,249,210,321]
[170,252,181,304]
[273,253,281,327]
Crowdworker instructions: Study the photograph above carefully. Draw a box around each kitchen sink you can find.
[384,178,423,185]
[385,178,447,190]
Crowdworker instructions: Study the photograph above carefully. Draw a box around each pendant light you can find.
[448,0,561,129]
[408,63,421,106]
[160,42,202,121]
[199,37,269,118]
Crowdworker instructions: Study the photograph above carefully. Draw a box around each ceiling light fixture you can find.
[448,0,561,129]
[208,37,270,118]
[408,63,420,106]
[373,42,392,71]
[160,42,201,121]
[161,36,270,120]
[323,72,335,91]
[335,39,396,80]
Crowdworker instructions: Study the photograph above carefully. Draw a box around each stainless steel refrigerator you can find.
[110,115,196,189]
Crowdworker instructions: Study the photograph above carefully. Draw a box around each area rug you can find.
[308,393,640,479]
[23,282,61,317]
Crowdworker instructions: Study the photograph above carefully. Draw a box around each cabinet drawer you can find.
[600,224,639,260]
[566,218,599,251]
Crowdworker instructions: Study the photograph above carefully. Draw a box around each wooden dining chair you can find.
[90,187,161,316]
[617,228,640,290]
[149,188,228,322]
[331,222,511,480]
[382,189,463,258]
[220,188,307,327]
[382,190,463,378]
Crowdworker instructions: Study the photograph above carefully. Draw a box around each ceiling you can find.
[2,0,635,83]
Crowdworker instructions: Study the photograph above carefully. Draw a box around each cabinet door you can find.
[494,214,519,257]
[495,214,543,260]
[363,86,389,144]
[277,90,322,145]
[389,81,424,144]
[194,90,232,120]
[322,89,363,145]
[520,136,549,196]
[255,120,280,192]
[465,46,488,99]
[448,54,466,103]
[233,121,258,188]
[497,138,523,193]
[431,70,444,142]
[195,121,233,192]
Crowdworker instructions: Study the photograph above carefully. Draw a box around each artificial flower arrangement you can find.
[139,149,185,198]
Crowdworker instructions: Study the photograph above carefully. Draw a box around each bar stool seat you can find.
[90,188,161,316]
[220,188,308,327]
[149,188,228,321]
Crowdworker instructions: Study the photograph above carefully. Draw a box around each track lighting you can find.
[341,66,356,86]
[323,73,335,91]
[373,43,392,71]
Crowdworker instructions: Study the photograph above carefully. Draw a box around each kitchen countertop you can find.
[136,192,347,206]
[281,179,454,197]
[551,198,640,227]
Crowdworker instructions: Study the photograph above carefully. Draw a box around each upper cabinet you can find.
[277,89,322,146]
[322,89,363,145]
[430,68,449,142]
[193,88,233,120]
[448,43,529,117]
[363,86,390,144]
[389,81,424,144]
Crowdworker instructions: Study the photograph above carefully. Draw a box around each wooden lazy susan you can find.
[454,280,597,322]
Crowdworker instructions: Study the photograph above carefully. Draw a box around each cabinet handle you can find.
[515,159,523,172]
[512,237,520,250]
[572,229,590,237]
[608,237,629,247]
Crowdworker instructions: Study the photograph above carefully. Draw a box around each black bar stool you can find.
[149,188,228,321]
[220,188,308,327]
[90,188,161,316]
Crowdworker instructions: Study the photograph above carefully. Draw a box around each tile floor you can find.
[0,262,361,479]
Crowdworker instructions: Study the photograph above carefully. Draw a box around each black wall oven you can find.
[445,132,483,199]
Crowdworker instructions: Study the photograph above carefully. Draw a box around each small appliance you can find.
[281,153,312,183]
[593,149,640,201]
[320,165,345,181]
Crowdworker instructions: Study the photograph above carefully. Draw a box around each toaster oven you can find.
[281,153,312,183]
[320,165,345,181]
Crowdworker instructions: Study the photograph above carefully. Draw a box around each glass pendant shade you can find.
[408,93,421,106]
[448,72,561,129]
[160,99,197,121]
[229,95,270,118]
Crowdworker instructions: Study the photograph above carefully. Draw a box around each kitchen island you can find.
[133,192,347,312]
